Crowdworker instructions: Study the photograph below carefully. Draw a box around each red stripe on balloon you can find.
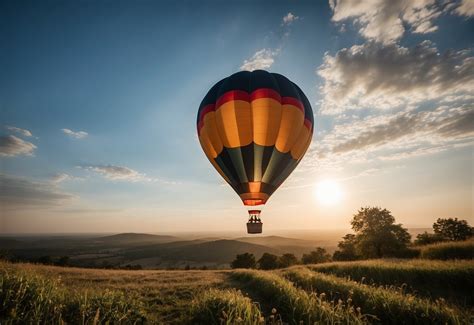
[304,118,313,131]
[215,90,250,108]
[250,88,281,102]
[282,97,304,113]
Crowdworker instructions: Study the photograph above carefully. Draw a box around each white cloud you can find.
[329,0,447,44]
[61,128,88,139]
[51,173,83,184]
[240,48,279,71]
[455,0,474,17]
[5,126,32,137]
[81,165,151,182]
[80,164,178,184]
[318,41,474,114]
[0,174,74,209]
[282,12,299,25]
[0,135,37,157]
[306,104,473,171]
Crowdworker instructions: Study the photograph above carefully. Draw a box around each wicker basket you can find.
[247,222,263,234]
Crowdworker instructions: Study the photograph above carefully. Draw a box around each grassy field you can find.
[1,259,473,324]
[307,259,474,306]
[418,239,474,260]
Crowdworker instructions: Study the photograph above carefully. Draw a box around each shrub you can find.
[231,253,256,269]
[302,248,331,264]
[189,289,263,324]
[279,253,299,268]
[414,232,444,245]
[257,253,279,270]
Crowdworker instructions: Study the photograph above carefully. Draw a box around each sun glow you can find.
[315,180,344,205]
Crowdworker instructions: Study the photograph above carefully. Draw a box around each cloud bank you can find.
[329,0,473,44]
[6,126,32,137]
[318,41,474,114]
[0,174,74,209]
[0,135,37,157]
[82,165,149,182]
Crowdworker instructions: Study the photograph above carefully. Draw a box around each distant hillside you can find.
[97,233,177,244]
[235,236,322,247]
[122,239,281,267]
[165,239,282,263]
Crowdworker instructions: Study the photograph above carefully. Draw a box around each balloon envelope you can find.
[197,70,313,206]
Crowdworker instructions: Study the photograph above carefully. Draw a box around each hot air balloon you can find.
[197,70,313,234]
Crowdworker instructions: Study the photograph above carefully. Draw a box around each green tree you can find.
[333,234,358,261]
[414,231,444,245]
[279,253,298,268]
[258,253,279,270]
[302,247,331,264]
[352,207,411,258]
[231,253,256,269]
[335,207,411,259]
[433,218,473,241]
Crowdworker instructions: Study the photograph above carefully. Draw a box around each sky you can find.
[1,0,473,234]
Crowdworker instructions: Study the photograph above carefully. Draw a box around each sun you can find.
[314,180,343,205]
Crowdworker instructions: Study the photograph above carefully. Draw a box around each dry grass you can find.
[0,261,228,324]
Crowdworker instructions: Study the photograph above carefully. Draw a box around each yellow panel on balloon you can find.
[215,100,252,148]
[251,98,281,146]
[290,126,311,160]
[275,104,305,153]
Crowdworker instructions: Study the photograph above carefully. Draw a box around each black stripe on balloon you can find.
[214,144,299,196]
[249,70,280,93]
[239,143,255,182]
[261,147,296,187]
[214,151,241,192]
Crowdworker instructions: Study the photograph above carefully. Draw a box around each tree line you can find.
[231,206,473,268]
[231,247,332,270]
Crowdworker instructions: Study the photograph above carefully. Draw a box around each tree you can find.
[279,253,298,268]
[335,207,411,259]
[333,234,358,261]
[433,218,473,241]
[231,253,256,269]
[258,253,279,270]
[414,231,444,245]
[302,247,331,264]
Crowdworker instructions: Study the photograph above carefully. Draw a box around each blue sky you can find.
[1,0,473,233]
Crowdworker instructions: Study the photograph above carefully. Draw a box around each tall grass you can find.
[189,288,264,324]
[284,267,469,324]
[308,259,474,306]
[419,240,474,260]
[0,268,146,323]
[231,270,366,324]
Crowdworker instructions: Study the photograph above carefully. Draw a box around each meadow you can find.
[1,258,473,324]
